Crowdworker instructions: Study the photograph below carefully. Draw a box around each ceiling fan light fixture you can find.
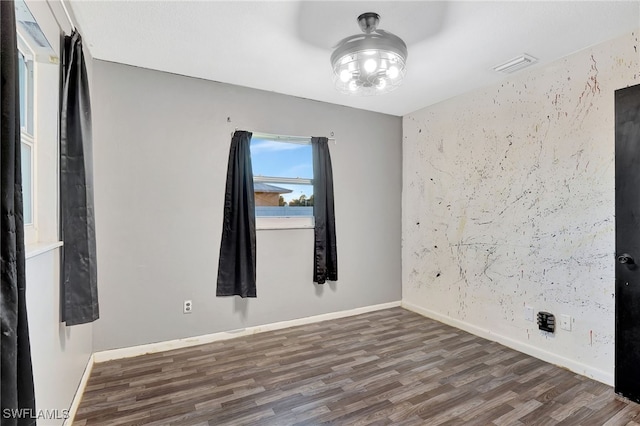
[331,12,408,96]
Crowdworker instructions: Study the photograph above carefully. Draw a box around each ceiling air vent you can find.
[493,54,537,74]
[14,0,57,63]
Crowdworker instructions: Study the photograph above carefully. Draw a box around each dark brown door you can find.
[615,83,640,403]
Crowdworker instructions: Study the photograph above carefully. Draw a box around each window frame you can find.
[17,34,37,243]
[14,0,62,257]
[250,133,315,230]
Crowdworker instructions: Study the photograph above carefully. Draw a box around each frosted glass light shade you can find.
[330,13,408,96]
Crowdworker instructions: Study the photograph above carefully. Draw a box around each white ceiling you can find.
[69,1,640,116]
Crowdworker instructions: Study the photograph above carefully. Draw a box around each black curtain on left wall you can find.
[217,131,257,298]
[1,0,37,423]
[60,30,99,325]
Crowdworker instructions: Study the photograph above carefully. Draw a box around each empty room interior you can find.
[3,0,640,425]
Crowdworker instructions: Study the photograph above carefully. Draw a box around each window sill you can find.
[26,241,63,259]
[256,217,315,230]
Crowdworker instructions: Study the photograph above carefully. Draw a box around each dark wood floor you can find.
[74,308,640,425]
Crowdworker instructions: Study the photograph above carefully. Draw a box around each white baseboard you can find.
[64,353,94,426]
[93,301,401,363]
[401,300,613,386]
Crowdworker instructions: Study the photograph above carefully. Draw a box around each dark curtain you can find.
[1,0,37,423]
[60,30,99,325]
[312,137,338,284]
[216,131,257,297]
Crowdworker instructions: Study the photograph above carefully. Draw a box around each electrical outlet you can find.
[560,314,571,331]
[525,306,534,322]
[183,300,193,314]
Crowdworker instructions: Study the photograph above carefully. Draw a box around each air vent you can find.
[18,22,50,49]
[14,0,57,63]
[493,54,537,74]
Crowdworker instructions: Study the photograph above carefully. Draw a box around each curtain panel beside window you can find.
[60,30,99,325]
[217,131,257,297]
[1,0,37,422]
[312,137,338,284]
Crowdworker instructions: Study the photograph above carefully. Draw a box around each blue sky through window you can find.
[250,137,313,202]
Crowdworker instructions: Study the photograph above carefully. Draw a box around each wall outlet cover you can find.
[560,314,571,331]
[525,306,535,322]
[183,300,193,314]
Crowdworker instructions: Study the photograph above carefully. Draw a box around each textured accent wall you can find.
[402,31,639,383]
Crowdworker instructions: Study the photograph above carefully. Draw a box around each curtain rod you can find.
[253,131,336,142]
[233,130,336,145]
[60,0,76,31]
[226,118,336,144]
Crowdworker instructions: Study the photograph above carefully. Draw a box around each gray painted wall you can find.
[90,60,402,351]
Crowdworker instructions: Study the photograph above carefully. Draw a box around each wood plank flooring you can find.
[74,308,640,425]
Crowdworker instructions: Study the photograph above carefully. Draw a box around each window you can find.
[250,134,314,229]
[15,0,59,250]
[18,38,35,232]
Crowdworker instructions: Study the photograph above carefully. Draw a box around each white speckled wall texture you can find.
[402,31,639,385]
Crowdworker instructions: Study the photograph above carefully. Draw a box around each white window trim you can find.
[25,241,63,259]
[20,131,35,225]
[256,216,315,230]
